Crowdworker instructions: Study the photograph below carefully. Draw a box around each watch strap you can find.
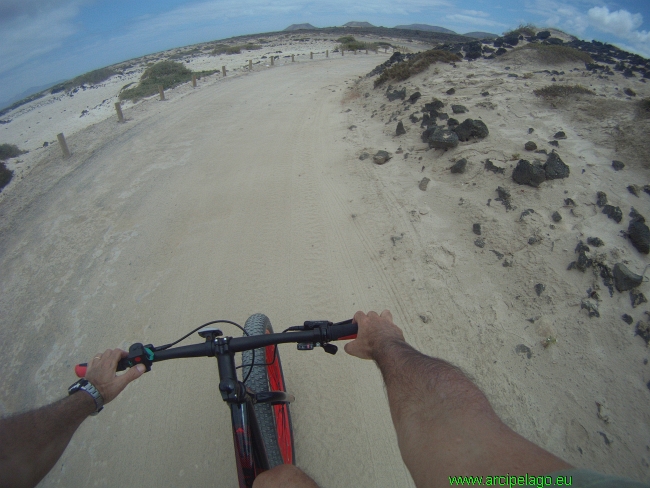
[68,379,104,415]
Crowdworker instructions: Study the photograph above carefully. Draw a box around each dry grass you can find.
[211,43,261,55]
[374,49,461,87]
[533,84,595,98]
[0,143,25,160]
[517,43,593,64]
[505,24,537,37]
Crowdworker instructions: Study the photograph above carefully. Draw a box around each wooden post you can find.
[57,133,70,158]
[158,85,165,100]
[222,65,226,76]
[249,59,252,70]
[326,50,328,58]
[271,56,274,66]
[192,74,197,87]
[310,52,313,59]
[291,54,295,62]
[114,102,124,122]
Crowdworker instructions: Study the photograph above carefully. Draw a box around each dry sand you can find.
[0,32,649,486]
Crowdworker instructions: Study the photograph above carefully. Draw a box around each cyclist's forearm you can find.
[0,393,95,488]
[373,340,571,487]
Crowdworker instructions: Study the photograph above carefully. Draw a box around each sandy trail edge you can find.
[0,55,419,487]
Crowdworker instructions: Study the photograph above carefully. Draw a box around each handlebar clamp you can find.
[121,343,155,372]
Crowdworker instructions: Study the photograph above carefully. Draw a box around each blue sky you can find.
[0,0,649,108]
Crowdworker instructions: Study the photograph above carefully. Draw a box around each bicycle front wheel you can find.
[242,314,295,467]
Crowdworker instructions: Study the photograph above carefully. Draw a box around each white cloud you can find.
[587,6,650,44]
[445,13,506,28]
[0,1,82,78]
[461,10,490,18]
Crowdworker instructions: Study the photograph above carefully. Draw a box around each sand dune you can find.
[0,31,649,486]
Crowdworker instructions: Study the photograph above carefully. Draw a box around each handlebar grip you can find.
[329,323,358,341]
[75,363,87,378]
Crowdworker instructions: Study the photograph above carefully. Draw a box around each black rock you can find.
[453,118,489,142]
[565,198,576,207]
[495,48,507,56]
[495,186,514,210]
[446,88,455,95]
[421,127,434,143]
[484,159,504,174]
[396,121,406,136]
[587,237,604,247]
[452,105,468,114]
[576,250,592,272]
[613,263,644,291]
[428,128,459,150]
[537,30,551,40]
[387,88,406,101]
[552,211,562,222]
[598,264,615,297]
[512,159,546,187]
[473,223,481,235]
[612,160,625,171]
[544,152,570,180]
[359,152,370,160]
[629,185,642,197]
[602,205,622,223]
[553,131,567,139]
[42,141,48,147]
[450,158,467,174]
[475,237,485,248]
[373,150,392,165]
[631,290,648,308]
[630,207,645,223]
[636,321,650,345]
[419,177,430,191]
[528,236,541,245]
[576,241,590,254]
[596,191,608,207]
[447,118,459,128]
[409,113,419,123]
[549,140,559,147]
[624,87,636,97]
[524,141,537,151]
[628,219,650,254]
[481,91,489,96]
[534,283,545,296]
[581,299,600,318]
[437,112,449,121]
[422,99,444,112]
[622,314,634,324]
[520,209,535,221]
[409,91,422,103]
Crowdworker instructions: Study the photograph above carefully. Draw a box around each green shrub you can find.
[0,162,12,191]
[0,143,25,160]
[374,49,461,87]
[211,43,261,55]
[533,84,595,98]
[505,24,537,37]
[515,43,593,64]
[119,61,192,101]
[51,67,117,94]
[337,36,381,52]
[337,35,356,43]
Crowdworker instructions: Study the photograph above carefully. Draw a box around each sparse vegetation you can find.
[374,49,461,87]
[515,43,593,64]
[211,43,261,55]
[640,97,650,117]
[337,36,380,52]
[504,24,537,37]
[0,143,25,160]
[119,61,215,101]
[0,163,13,191]
[533,84,595,98]
[50,67,118,94]
[0,92,45,117]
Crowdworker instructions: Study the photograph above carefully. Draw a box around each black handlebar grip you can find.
[329,323,358,341]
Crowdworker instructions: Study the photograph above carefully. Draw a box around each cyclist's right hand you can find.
[344,310,405,361]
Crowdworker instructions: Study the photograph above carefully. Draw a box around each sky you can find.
[0,0,649,108]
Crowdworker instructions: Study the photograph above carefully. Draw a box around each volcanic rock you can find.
[544,152,570,180]
[628,219,650,254]
[613,263,644,291]
[450,158,467,174]
[612,160,625,171]
[396,121,406,136]
[373,150,392,165]
[524,141,537,151]
[602,205,622,223]
[452,105,468,114]
[387,88,406,101]
[596,191,608,207]
[428,128,459,150]
[453,118,489,142]
[409,91,422,103]
[512,159,546,187]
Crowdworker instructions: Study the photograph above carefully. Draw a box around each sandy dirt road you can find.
[0,55,421,487]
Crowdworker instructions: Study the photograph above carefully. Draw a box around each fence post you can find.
[114,102,124,122]
[310,52,313,59]
[249,59,252,70]
[192,74,197,87]
[326,50,328,58]
[57,133,70,158]
[292,54,295,62]
[222,65,226,76]
[158,85,165,100]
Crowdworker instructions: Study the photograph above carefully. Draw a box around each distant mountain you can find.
[394,24,457,34]
[284,23,316,31]
[0,79,65,112]
[343,21,375,28]
[464,31,498,39]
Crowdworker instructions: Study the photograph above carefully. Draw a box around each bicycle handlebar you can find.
[75,320,357,378]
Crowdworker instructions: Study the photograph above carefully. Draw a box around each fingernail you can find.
[136,364,146,373]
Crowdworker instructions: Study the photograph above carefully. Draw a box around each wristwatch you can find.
[68,379,104,415]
